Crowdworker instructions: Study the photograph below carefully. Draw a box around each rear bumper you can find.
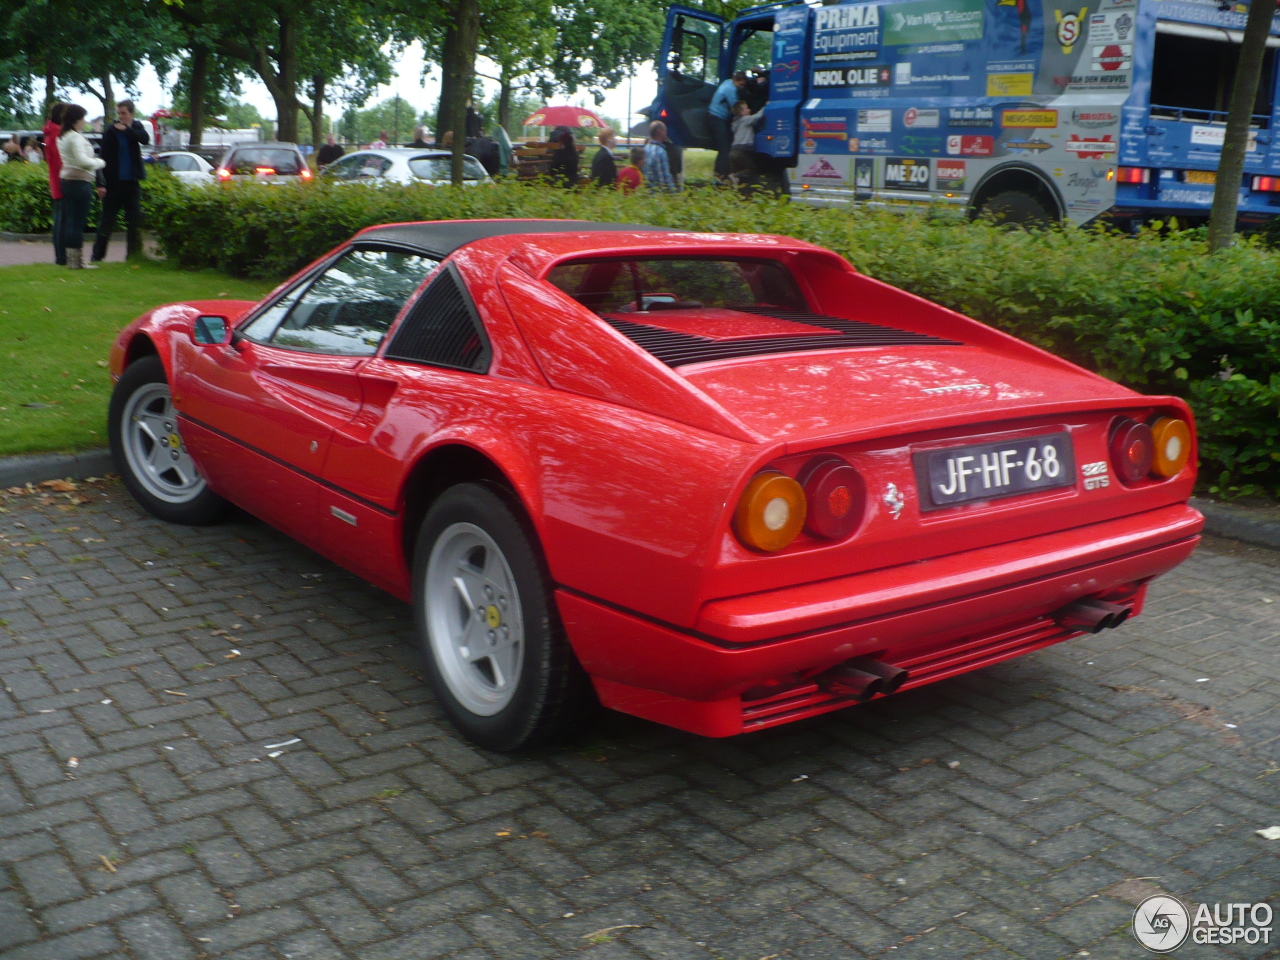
[557,504,1201,737]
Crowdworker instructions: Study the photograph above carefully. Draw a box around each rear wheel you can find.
[413,482,591,751]
[108,356,226,525]
[977,190,1055,229]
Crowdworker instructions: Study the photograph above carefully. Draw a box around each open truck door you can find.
[656,6,725,149]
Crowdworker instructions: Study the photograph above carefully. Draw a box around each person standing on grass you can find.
[547,130,579,188]
[729,100,766,194]
[57,104,105,271]
[708,72,748,179]
[316,133,344,168]
[591,128,618,187]
[370,130,389,149]
[91,99,149,263]
[643,121,676,192]
[410,126,431,148]
[42,102,67,266]
[617,147,644,194]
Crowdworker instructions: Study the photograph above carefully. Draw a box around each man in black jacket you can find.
[92,100,149,262]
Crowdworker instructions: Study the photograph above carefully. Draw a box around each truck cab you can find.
[652,0,1280,227]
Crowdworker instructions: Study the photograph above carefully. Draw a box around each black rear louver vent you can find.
[385,267,490,372]
[602,309,959,367]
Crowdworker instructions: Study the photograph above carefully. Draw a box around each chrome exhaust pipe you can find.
[1055,598,1132,633]
[818,664,884,701]
[845,657,909,695]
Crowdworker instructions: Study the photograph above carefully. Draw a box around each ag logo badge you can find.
[1132,895,1190,953]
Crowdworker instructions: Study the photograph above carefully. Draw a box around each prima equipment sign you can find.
[814,2,881,61]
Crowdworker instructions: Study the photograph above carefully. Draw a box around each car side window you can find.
[266,247,440,356]
[359,157,392,178]
[168,155,197,172]
[324,155,361,179]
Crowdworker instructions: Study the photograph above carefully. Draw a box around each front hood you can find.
[678,345,1137,443]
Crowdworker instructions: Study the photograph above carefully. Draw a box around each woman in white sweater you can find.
[57,104,105,269]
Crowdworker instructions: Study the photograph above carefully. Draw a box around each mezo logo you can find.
[1055,7,1087,53]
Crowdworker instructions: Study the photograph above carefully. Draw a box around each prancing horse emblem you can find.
[883,482,905,519]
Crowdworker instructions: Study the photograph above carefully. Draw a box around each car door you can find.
[656,6,726,149]
[318,263,491,590]
[176,244,439,547]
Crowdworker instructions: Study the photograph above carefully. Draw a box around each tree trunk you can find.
[188,45,209,147]
[440,0,481,184]
[310,74,325,150]
[100,74,115,124]
[44,64,55,115]
[498,69,513,136]
[257,13,301,142]
[1207,0,1276,250]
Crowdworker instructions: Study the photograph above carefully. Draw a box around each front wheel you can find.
[976,190,1055,229]
[413,482,591,751]
[108,356,226,525]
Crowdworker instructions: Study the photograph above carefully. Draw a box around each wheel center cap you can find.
[168,432,181,449]
[484,605,502,629]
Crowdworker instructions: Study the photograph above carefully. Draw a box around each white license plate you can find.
[914,432,1075,509]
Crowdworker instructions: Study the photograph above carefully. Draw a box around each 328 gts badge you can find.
[1081,460,1109,490]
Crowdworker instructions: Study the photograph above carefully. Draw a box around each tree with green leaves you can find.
[1207,0,1278,250]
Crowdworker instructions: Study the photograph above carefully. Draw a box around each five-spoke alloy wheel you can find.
[108,356,226,524]
[413,483,591,751]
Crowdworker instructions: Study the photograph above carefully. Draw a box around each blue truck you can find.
[652,0,1280,225]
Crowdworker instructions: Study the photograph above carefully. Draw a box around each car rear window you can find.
[408,156,488,181]
[544,257,808,314]
[227,148,302,175]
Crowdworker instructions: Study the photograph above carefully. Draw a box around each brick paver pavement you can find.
[0,478,1277,960]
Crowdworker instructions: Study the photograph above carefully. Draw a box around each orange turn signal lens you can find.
[1150,417,1191,477]
[734,471,806,552]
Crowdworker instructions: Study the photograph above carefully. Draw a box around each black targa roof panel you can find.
[356,220,682,258]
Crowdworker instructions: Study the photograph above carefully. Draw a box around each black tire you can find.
[977,190,1055,229]
[412,482,592,751]
[108,356,227,525]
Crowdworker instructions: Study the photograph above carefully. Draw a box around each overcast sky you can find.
[129,41,660,135]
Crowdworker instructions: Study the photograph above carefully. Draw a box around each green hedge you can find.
[8,166,1279,495]
[0,160,183,234]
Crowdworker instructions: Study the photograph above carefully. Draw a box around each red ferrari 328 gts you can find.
[108,220,1202,750]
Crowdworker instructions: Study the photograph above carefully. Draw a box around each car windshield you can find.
[544,257,808,314]
[408,156,487,181]
[227,148,302,175]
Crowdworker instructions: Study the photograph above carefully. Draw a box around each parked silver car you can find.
[152,151,215,186]
[320,148,489,186]
[215,142,312,184]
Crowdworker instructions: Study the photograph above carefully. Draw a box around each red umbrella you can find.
[523,106,607,129]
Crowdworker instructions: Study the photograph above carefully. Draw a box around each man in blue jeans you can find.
[92,100,149,262]
[708,72,748,180]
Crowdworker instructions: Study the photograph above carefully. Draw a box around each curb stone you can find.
[0,231,50,242]
[0,449,114,488]
[1189,496,1280,552]
[0,452,1276,551]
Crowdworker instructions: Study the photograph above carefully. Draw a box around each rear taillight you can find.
[1116,166,1149,184]
[216,168,231,180]
[799,456,865,540]
[1109,418,1155,484]
[254,166,276,175]
[1253,175,1280,192]
[1150,417,1191,477]
[734,471,806,552]
[300,167,312,180]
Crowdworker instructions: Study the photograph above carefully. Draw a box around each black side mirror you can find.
[193,315,230,345]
